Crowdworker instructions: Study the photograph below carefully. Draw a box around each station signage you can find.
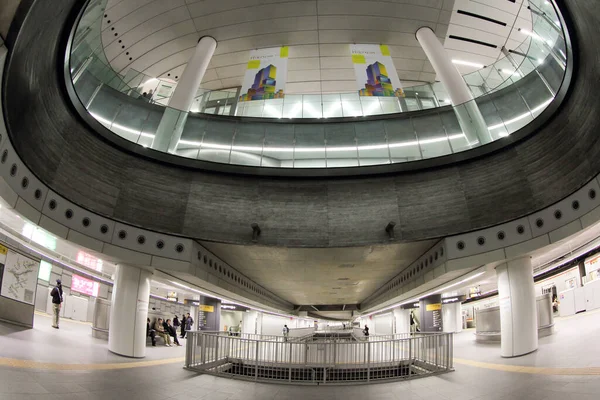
[441,295,467,304]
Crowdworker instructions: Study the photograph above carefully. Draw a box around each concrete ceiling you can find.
[199,240,438,306]
[100,0,532,92]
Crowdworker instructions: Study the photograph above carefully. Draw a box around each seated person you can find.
[146,318,156,347]
[165,319,181,346]
[153,318,172,347]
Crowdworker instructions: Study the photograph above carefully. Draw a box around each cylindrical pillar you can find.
[393,308,410,334]
[108,264,152,358]
[442,302,462,333]
[416,27,492,145]
[496,257,538,357]
[151,36,217,153]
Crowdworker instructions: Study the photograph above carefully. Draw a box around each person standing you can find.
[50,279,63,329]
[173,315,180,330]
[182,313,194,338]
[363,325,370,337]
[180,314,187,338]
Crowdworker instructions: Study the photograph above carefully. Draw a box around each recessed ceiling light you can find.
[452,59,485,68]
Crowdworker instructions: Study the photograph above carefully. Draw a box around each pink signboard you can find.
[71,274,99,297]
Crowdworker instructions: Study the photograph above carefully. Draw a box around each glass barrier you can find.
[69,0,568,169]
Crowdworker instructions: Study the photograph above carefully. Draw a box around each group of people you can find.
[146,313,194,347]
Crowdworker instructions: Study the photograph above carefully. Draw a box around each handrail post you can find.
[201,333,206,365]
[289,342,293,382]
[255,341,260,381]
[366,341,371,382]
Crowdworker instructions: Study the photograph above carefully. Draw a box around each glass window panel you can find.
[341,100,362,117]
[419,97,436,109]
[262,99,283,118]
[431,82,450,106]
[197,120,236,164]
[360,97,383,116]
[294,125,325,168]
[404,97,420,111]
[282,94,303,119]
[488,88,534,135]
[323,100,343,118]
[439,109,470,153]
[263,124,295,168]
[379,97,401,114]
[239,101,264,117]
[384,119,421,163]
[475,97,510,140]
[110,103,150,144]
[325,124,358,167]
[412,113,452,159]
[354,121,390,166]
[302,95,323,118]
[230,124,265,167]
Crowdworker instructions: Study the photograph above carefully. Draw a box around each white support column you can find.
[442,302,462,333]
[108,264,152,358]
[415,27,492,146]
[496,257,538,358]
[393,308,410,334]
[151,36,217,153]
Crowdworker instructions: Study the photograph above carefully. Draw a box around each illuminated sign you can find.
[71,274,99,297]
[199,305,214,312]
[38,260,52,281]
[0,244,7,255]
[76,251,103,272]
[167,291,177,302]
[221,305,236,310]
[442,295,466,304]
[425,303,442,311]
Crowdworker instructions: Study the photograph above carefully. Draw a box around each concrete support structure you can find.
[442,302,462,333]
[415,27,492,146]
[108,264,152,358]
[152,36,217,153]
[496,257,538,358]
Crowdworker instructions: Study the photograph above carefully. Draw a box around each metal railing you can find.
[67,0,569,170]
[184,331,453,384]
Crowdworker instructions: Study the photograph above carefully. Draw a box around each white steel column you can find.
[415,27,492,145]
[392,308,410,334]
[496,257,538,357]
[108,264,152,358]
[152,36,217,153]
[442,302,462,333]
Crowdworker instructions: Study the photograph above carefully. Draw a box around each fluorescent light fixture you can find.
[361,271,486,317]
[452,59,484,69]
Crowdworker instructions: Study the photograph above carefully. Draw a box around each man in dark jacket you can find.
[50,279,63,329]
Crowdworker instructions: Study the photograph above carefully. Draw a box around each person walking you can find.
[363,325,370,337]
[50,279,63,329]
[282,324,290,342]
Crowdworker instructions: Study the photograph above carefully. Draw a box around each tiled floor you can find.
[0,314,186,364]
[0,311,599,399]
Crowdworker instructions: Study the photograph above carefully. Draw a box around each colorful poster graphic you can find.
[239,47,288,102]
[350,44,404,97]
[0,250,39,305]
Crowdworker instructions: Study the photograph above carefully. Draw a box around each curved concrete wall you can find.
[2,0,594,249]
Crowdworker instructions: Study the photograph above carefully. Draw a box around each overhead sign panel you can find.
[350,44,405,98]
[239,47,288,102]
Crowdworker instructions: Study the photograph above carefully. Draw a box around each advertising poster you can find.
[0,250,39,305]
[239,47,288,102]
[350,44,404,97]
[71,274,100,297]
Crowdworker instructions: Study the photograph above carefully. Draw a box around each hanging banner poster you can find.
[350,44,404,97]
[239,47,288,101]
[0,250,39,305]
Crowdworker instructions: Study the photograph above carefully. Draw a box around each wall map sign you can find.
[0,250,39,305]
